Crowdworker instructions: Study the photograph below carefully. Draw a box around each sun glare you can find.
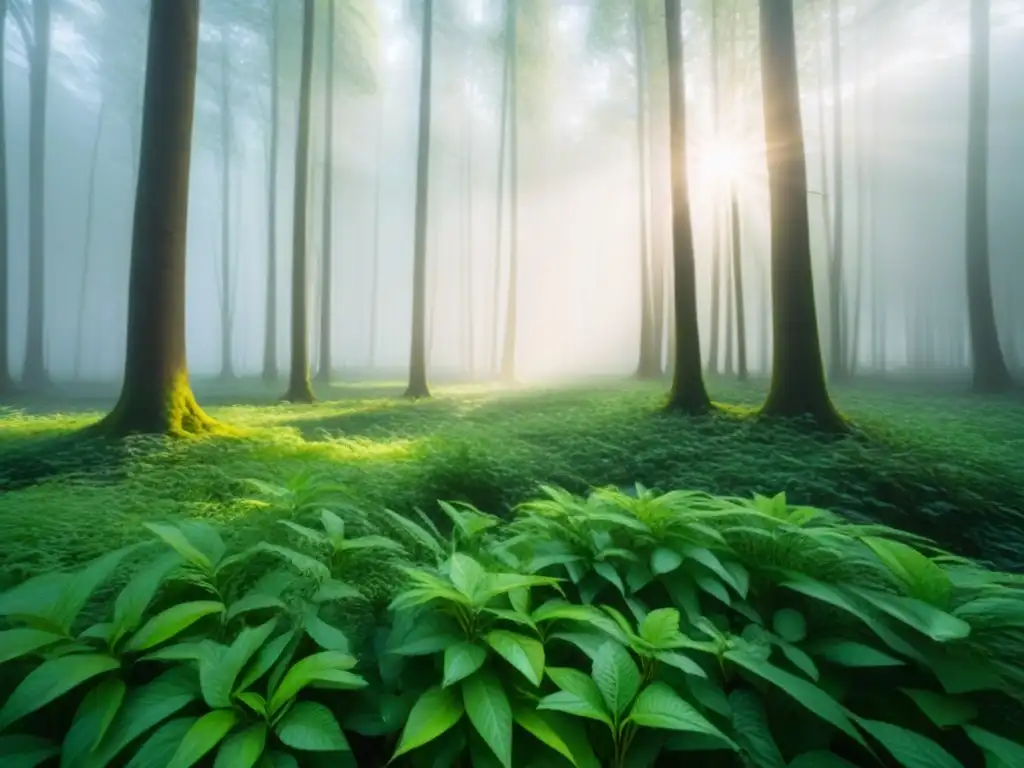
[697,135,761,190]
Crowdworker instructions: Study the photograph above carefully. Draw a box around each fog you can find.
[3,0,1023,388]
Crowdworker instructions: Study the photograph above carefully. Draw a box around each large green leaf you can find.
[392,685,465,759]
[237,630,297,693]
[0,572,71,630]
[214,724,266,768]
[592,642,641,719]
[61,678,126,768]
[725,650,866,748]
[849,588,969,643]
[627,682,736,749]
[166,709,239,768]
[275,701,349,752]
[0,653,119,731]
[772,610,807,643]
[0,735,60,768]
[443,642,487,687]
[0,628,65,665]
[463,670,513,768]
[728,688,784,768]
[225,593,287,622]
[123,601,226,652]
[538,667,612,726]
[269,651,363,715]
[485,630,545,686]
[91,668,200,767]
[862,537,952,609]
[111,552,182,646]
[963,726,1024,767]
[650,547,683,576]
[144,523,214,571]
[855,718,963,768]
[124,718,196,768]
[814,640,906,668]
[448,553,488,601]
[201,619,277,708]
[303,611,350,652]
[51,546,138,633]
[900,689,977,729]
[638,608,683,649]
[512,706,579,766]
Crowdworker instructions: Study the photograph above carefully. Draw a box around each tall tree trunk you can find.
[634,4,657,379]
[282,0,317,403]
[0,0,9,395]
[827,0,846,380]
[664,0,710,413]
[491,34,510,378]
[23,0,51,389]
[813,2,833,330]
[706,0,722,376]
[965,0,1013,392]
[262,0,280,383]
[218,39,235,379]
[849,29,865,376]
[649,95,668,373]
[723,214,734,376]
[91,0,213,436]
[463,92,476,379]
[500,0,519,384]
[316,0,336,384]
[369,97,383,371]
[73,101,106,380]
[406,0,433,398]
[759,0,843,429]
[730,186,747,380]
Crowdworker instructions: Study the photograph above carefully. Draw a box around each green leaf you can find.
[52,546,138,634]
[592,642,641,719]
[0,627,65,665]
[124,718,196,768]
[225,593,287,622]
[593,562,624,594]
[655,651,708,678]
[251,543,331,581]
[862,536,952,609]
[485,630,545,686]
[91,668,199,766]
[0,735,60,768]
[729,688,785,768]
[725,650,866,748]
[779,643,819,681]
[508,586,531,615]
[772,609,807,643]
[236,692,267,717]
[639,608,682,649]
[312,580,364,603]
[167,709,239,768]
[788,752,860,767]
[303,611,350,652]
[448,553,488,600]
[650,548,683,576]
[463,670,513,768]
[532,600,630,643]
[0,653,119,731]
[319,508,346,539]
[539,667,612,726]
[144,523,214,571]
[443,642,487,687]
[393,685,465,759]
[682,547,743,595]
[214,724,266,768]
[855,718,963,768]
[238,631,297,692]
[512,706,578,766]
[269,651,363,715]
[627,682,736,748]
[849,587,970,643]
[124,601,226,652]
[381,507,445,557]
[963,726,1024,767]
[61,678,126,768]
[814,640,906,668]
[275,701,350,752]
[111,552,183,645]
[900,689,977,728]
[201,619,277,708]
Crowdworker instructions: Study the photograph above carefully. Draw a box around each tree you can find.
[90,0,215,437]
[664,0,710,413]
[217,36,236,380]
[499,0,520,384]
[758,0,844,429]
[369,97,384,370]
[827,0,846,381]
[282,0,317,403]
[73,103,107,379]
[964,0,1013,392]
[315,0,337,385]
[0,0,11,395]
[263,0,281,384]
[406,0,434,399]
[10,0,51,388]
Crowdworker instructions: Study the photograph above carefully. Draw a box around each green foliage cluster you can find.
[1,476,1023,767]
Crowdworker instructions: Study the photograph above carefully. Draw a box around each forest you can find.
[0,0,1023,765]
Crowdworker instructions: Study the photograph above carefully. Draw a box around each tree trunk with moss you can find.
[664,0,710,414]
[282,0,317,403]
[965,0,1013,392]
[0,0,12,396]
[316,0,336,385]
[759,0,844,429]
[91,0,214,437]
[405,0,433,399]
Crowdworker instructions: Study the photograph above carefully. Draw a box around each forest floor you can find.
[0,376,1022,589]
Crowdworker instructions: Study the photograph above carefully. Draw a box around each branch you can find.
[8,0,33,51]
